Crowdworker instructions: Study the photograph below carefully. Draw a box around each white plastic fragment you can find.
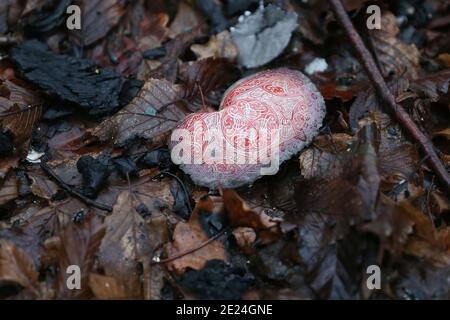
[305,58,328,75]
[26,149,45,164]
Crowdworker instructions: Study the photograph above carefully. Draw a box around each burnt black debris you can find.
[76,155,110,198]
[136,203,152,218]
[10,40,131,116]
[142,47,167,60]
[22,0,72,36]
[0,131,13,156]
[141,149,172,169]
[113,157,138,178]
[178,259,254,299]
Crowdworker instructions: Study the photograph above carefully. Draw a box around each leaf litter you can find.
[0,0,449,300]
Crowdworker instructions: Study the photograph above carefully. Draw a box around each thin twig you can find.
[151,229,227,265]
[329,0,450,193]
[40,162,113,212]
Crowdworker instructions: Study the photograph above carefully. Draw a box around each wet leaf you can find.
[371,12,420,79]
[0,239,40,297]
[360,195,414,258]
[191,31,238,60]
[72,0,126,47]
[165,196,226,275]
[0,172,18,206]
[221,189,278,231]
[409,69,450,102]
[230,4,298,68]
[98,176,175,297]
[57,214,106,299]
[88,273,126,299]
[182,57,239,101]
[93,78,187,148]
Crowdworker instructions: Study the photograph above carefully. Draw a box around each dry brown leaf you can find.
[25,198,87,239]
[394,200,450,267]
[28,169,59,200]
[191,31,238,60]
[361,195,414,258]
[299,134,355,180]
[0,79,43,147]
[0,239,40,296]
[165,196,226,275]
[221,189,278,231]
[371,12,420,79]
[2,104,43,146]
[88,273,126,300]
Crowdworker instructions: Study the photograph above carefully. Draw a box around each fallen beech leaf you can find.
[297,121,380,220]
[165,196,226,275]
[0,78,43,147]
[360,195,414,258]
[371,112,420,180]
[370,12,420,79]
[393,260,450,299]
[0,239,39,297]
[349,78,409,130]
[400,200,450,267]
[25,198,87,240]
[57,214,105,299]
[142,216,171,300]
[99,176,175,297]
[195,0,228,33]
[409,69,450,102]
[299,133,355,180]
[294,211,361,299]
[93,78,187,148]
[72,0,126,46]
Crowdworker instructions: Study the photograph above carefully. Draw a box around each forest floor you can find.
[0,0,449,300]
